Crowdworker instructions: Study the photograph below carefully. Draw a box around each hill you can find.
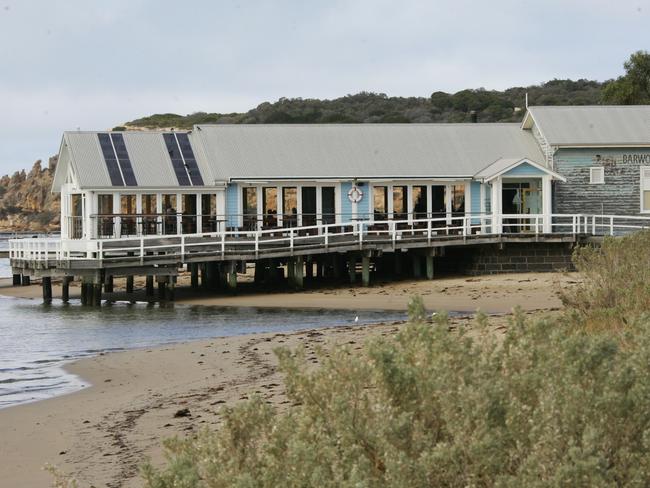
[123,79,605,129]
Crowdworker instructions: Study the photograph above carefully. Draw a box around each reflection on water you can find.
[0,295,406,409]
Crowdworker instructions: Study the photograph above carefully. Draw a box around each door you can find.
[321,187,335,225]
[70,194,83,239]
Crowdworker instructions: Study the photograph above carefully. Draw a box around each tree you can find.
[602,50,650,104]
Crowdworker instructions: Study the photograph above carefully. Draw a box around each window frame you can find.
[640,166,650,214]
[589,166,605,185]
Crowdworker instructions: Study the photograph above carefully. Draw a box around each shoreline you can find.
[0,272,575,487]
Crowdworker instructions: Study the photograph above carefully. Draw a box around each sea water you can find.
[0,293,406,409]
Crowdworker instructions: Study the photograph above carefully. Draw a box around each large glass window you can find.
[242,187,258,230]
[392,186,407,220]
[302,187,317,226]
[202,194,217,232]
[412,185,427,220]
[97,194,113,237]
[431,185,446,218]
[373,186,388,220]
[142,194,157,235]
[283,187,297,228]
[321,187,335,225]
[451,184,465,216]
[120,194,137,236]
[263,187,278,227]
[162,194,177,235]
[182,194,197,234]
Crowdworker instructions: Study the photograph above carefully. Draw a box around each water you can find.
[0,295,406,409]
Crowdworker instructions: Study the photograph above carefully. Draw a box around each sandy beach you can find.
[0,272,575,487]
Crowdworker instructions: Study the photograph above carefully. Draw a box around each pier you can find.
[8,213,648,305]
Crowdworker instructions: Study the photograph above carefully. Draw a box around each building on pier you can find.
[10,105,650,302]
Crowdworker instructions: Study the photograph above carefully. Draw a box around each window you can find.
[641,167,650,213]
[242,187,257,230]
[412,185,427,219]
[373,186,388,220]
[392,186,407,220]
[589,167,605,185]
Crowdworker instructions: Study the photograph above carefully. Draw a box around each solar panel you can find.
[163,133,191,186]
[175,133,204,186]
[97,133,124,186]
[110,133,138,186]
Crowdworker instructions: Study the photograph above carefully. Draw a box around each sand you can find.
[0,272,576,487]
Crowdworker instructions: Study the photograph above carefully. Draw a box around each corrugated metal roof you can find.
[192,123,545,180]
[62,131,213,189]
[527,105,650,146]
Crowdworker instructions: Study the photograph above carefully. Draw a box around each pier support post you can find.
[42,276,52,304]
[190,264,199,289]
[362,255,371,287]
[426,254,434,280]
[104,275,114,293]
[394,253,403,277]
[167,276,176,301]
[289,257,304,290]
[21,274,30,286]
[80,282,88,306]
[227,269,237,292]
[158,276,167,302]
[254,261,264,284]
[12,274,21,286]
[199,263,208,289]
[412,254,422,279]
[348,255,357,284]
[305,258,314,280]
[92,281,102,306]
[62,276,71,303]
[146,275,155,297]
[126,275,134,294]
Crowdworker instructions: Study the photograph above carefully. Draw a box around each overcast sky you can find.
[0,0,648,175]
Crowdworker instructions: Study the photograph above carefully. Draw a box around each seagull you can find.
[354,316,359,323]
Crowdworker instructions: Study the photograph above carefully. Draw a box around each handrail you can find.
[9,213,650,264]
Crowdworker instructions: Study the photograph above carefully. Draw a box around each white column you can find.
[542,175,552,233]
[464,183,472,233]
[276,186,283,227]
[296,184,303,227]
[135,193,142,237]
[113,191,121,238]
[316,184,323,226]
[445,184,452,225]
[479,183,486,233]
[176,193,183,234]
[216,190,226,232]
[334,183,342,224]
[407,185,414,224]
[426,184,432,219]
[156,192,163,235]
[491,178,502,234]
[387,184,394,220]
[196,193,202,234]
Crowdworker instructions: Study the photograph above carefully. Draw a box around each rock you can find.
[174,408,191,418]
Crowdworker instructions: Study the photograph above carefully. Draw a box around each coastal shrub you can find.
[141,300,650,487]
[562,230,650,333]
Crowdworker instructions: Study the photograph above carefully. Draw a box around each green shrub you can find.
[562,230,650,333]
[142,304,650,487]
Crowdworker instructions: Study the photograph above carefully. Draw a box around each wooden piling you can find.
[42,276,52,304]
[190,264,199,289]
[62,276,71,303]
[362,255,371,287]
[92,282,102,306]
[12,274,21,286]
[158,281,167,301]
[21,275,30,286]
[104,275,114,293]
[412,254,422,279]
[347,255,356,284]
[426,254,434,280]
[145,275,155,297]
[126,275,134,294]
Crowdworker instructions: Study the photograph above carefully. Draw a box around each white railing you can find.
[9,213,650,264]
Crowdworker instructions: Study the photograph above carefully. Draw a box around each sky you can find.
[0,0,648,175]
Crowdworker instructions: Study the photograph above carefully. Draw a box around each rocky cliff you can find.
[0,156,60,233]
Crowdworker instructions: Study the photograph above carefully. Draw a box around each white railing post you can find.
[324,225,329,249]
[181,235,186,262]
[140,238,144,265]
[255,231,259,257]
[592,216,596,235]
[221,230,225,257]
[289,229,294,253]
[462,216,467,237]
[358,221,363,249]
[610,216,614,236]
[427,219,431,245]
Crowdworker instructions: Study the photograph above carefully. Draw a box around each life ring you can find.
[347,185,363,203]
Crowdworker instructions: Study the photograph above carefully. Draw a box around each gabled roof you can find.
[522,105,650,147]
[54,131,215,190]
[192,123,544,180]
[474,157,566,182]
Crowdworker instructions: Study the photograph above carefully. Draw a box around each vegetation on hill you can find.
[129,232,650,488]
[125,79,605,129]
